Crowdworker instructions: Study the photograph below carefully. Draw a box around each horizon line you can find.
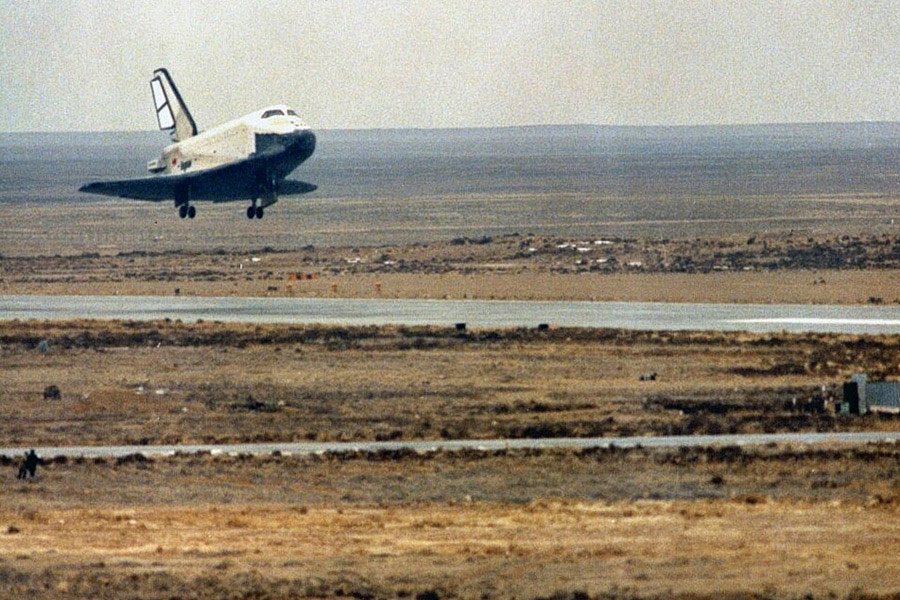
[3,119,900,136]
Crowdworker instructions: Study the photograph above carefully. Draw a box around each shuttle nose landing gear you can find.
[179,204,196,219]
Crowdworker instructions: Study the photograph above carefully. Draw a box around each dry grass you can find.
[1,445,899,599]
[3,444,899,508]
[0,499,898,599]
[3,231,900,304]
[1,316,899,598]
[1,321,898,446]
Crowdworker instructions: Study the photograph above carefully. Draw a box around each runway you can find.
[2,431,898,459]
[3,294,900,333]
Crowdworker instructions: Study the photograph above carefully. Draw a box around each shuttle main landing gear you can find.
[247,201,264,219]
[248,172,277,220]
[175,185,195,219]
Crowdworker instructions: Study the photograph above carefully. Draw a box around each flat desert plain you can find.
[3,231,900,304]
[1,319,899,599]
[3,201,900,598]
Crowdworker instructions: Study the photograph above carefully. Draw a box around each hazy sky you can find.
[2,1,898,131]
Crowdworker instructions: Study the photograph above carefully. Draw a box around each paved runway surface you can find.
[2,432,898,459]
[4,295,900,333]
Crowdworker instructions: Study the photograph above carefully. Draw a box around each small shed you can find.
[841,373,868,415]
[838,373,900,415]
[867,381,900,413]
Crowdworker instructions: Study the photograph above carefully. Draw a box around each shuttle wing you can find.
[79,155,316,202]
[79,173,183,201]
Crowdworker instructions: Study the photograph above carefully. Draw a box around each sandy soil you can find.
[6,269,900,305]
[2,500,898,600]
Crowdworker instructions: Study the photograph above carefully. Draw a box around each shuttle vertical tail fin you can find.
[150,68,198,141]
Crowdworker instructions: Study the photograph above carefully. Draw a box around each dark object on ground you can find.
[16,449,39,479]
[43,385,61,400]
[537,323,550,331]
[455,323,466,331]
[640,372,658,381]
[241,396,279,413]
[37,339,50,353]
[784,396,826,413]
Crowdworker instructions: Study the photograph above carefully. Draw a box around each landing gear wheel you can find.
[255,206,264,219]
[187,205,196,219]
[247,205,256,219]
[178,204,188,219]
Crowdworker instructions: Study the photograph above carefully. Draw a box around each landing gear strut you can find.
[247,171,278,220]
[175,185,195,219]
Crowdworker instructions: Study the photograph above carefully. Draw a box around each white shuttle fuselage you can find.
[148,105,311,176]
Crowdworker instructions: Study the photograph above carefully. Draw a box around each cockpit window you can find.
[286,109,298,116]
[261,109,285,119]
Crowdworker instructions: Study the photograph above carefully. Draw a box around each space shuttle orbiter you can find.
[80,68,316,220]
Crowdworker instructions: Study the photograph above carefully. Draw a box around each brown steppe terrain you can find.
[3,229,900,599]
[3,128,899,598]
[1,320,899,598]
[0,446,899,600]
[2,320,899,446]
[3,231,900,304]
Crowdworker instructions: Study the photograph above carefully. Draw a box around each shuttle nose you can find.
[293,129,316,151]
[287,129,315,160]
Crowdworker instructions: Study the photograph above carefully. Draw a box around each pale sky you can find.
[1,1,898,131]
